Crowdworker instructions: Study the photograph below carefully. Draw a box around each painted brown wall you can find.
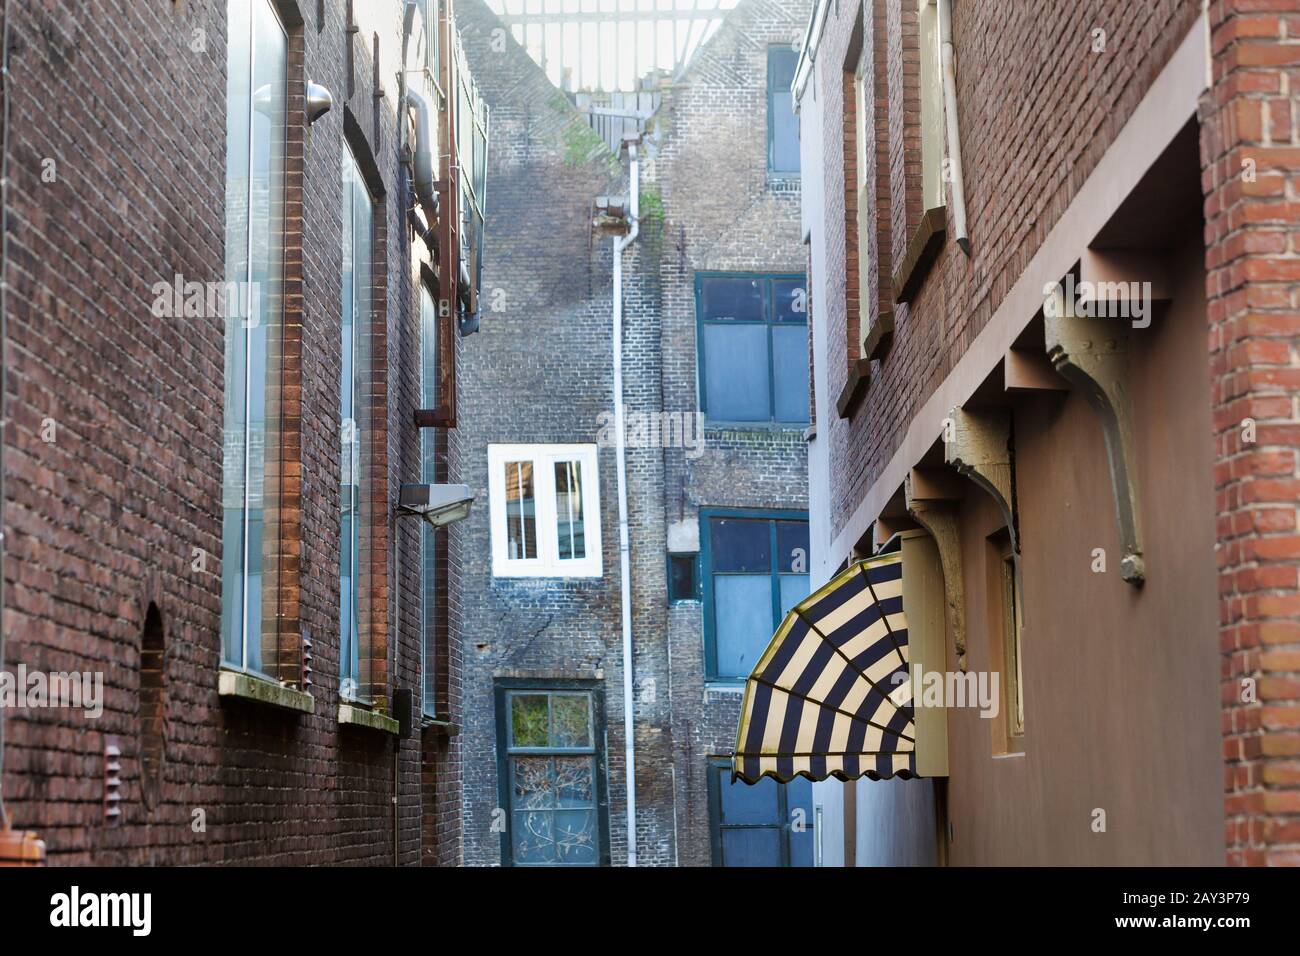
[943,237,1224,865]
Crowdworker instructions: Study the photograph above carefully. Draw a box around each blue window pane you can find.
[710,518,770,573]
[772,324,810,423]
[554,809,599,864]
[512,810,555,864]
[703,324,771,421]
[722,828,783,866]
[768,46,798,89]
[771,278,807,322]
[779,575,809,617]
[776,520,810,572]
[714,575,774,678]
[699,275,765,321]
[770,90,800,172]
[787,777,816,868]
[719,772,782,825]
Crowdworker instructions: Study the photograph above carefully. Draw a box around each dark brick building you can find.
[455,0,811,866]
[0,0,483,865]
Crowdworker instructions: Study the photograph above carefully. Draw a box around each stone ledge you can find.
[339,702,400,735]
[836,358,872,419]
[892,206,947,304]
[218,670,315,715]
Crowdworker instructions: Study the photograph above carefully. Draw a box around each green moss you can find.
[561,118,613,169]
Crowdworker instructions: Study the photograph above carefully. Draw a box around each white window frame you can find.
[489,444,603,578]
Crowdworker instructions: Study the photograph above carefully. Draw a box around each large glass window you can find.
[767,46,800,174]
[420,285,439,714]
[498,688,606,866]
[340,147,374,698]
[697,274,809,425]
[220,0,287,675]
[488,445,602,577]
[703,512,809,681]
[707,759,814,866]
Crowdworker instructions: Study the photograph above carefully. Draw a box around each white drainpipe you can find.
[937,0,969,255]
[612,143,640,866]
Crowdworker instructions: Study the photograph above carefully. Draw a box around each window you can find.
[767,45,800,174]
[139,603,166,810]
[488,444,602,577]
[220,0,287,676]
[496,685,609,866]
[668,553,699,604]
[340,146,375,698]
[696,274,809,425]
[917,0,944,211]
[999,542,1024,738]
[420,284,439,715]
[707,758,814,866]
[702,510,809,681]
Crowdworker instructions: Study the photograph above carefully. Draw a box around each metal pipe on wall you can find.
[937,0,969,255]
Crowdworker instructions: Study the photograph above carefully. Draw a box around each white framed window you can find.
[489,444,602,578]
[918,0,945,211]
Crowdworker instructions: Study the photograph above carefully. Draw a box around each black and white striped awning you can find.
[733,551,916,784]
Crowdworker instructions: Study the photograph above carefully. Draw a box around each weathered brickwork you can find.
[455,0,808,866]
[1,0,463,865]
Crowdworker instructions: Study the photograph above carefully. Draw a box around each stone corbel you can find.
[905,469,967,671]
[1044,286,1145,585]
[944,405,1018,553]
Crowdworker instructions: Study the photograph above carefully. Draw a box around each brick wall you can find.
[1202,0,1300,868]
[0,0,461,864]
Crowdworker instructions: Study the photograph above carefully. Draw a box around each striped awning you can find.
[733,551,916,784]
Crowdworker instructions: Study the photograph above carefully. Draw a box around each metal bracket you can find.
[945,405,1018,553]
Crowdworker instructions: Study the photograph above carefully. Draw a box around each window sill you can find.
[892,206,947,304]
[704,681,746,694]
[421,714,461,737]
[339,702,400,735]
[862,309,895,362]
[218,670,315,715]
[703,421,810,433]
[835,358,872,419]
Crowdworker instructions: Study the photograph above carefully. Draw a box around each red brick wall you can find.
[819,0,1202,540]
[0,0,461,864]
[1202,0,1300,867]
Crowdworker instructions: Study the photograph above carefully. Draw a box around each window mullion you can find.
[240,6,257,671]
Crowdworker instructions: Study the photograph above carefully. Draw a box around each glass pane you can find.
[512,756,555,810]
[551,694,591,748]
[710,518,770,573]
[554,756,595,807]
[719,770,782,825]
[770,89,800,172]
[220,0,285,674]
[340,149,371,693]
[772,324,810,423]
[787,777,816,868]
[703,324,771,422]
[714,575,774,679]
[510,694,549,748]
[554,809,599,864]
[721,828,783,867]
[505,461,537,560]
[776,521,810,574]
[699,275,765,322]
[779,575,809,617]
[420,288,438,710]
[553,459,586,561]
[512,809,555,864]
[768,47,798,90]
[771,278,807,323]
[669,553,698,602]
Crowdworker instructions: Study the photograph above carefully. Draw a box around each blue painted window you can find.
[501,690,604,866]
[697,274,809,425]
[708,759,814,866]
[220,0,287,675]
[767,46,800,174]
[703,511,810,681]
